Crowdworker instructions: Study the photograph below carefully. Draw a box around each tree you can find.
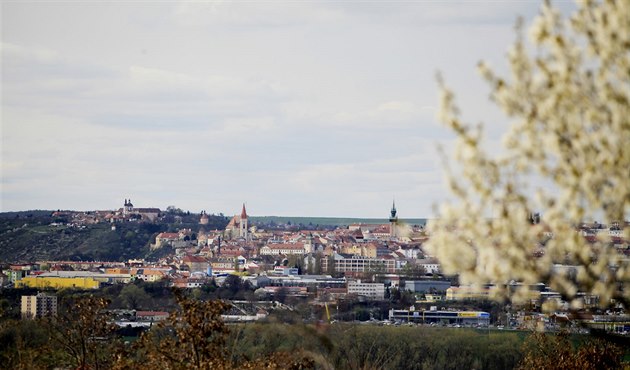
[275,287,289,304]
[389,287,416,308]
[426,0,629,310]
[47,295,118,370]
[221,274,251,300]
[363,261,386,283]
[118,290,314,369]
[400,262,426,280]
[124,290,231,369]
[0,318,51,368]
[166,206,184,215]
[517,331,623,369]
[313,252,323,275]
[118,283,152,310]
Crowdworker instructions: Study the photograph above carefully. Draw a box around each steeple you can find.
[390,200,397,220]
[123,198,133,215]
[239,203,249,240]
[389,199,398,238]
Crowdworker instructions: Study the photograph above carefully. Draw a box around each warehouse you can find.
[389,308,490,326]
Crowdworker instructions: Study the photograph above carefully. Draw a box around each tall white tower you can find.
[239,204,248,240]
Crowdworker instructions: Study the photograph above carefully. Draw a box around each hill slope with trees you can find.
[0,210,228,262]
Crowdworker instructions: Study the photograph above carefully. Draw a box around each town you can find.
[2,199,628,335]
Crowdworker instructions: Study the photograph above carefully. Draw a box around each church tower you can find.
[123,199,133,216]
[389,200,398,238]
[239,204,248,240]
[200,210,209,225]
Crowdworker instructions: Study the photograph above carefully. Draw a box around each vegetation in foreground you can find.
[1,291,627,370]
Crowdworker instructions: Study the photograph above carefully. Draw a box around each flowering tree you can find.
[426,0,629,310]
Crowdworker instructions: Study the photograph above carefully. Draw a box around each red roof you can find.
[241,204,248,219]
[158,232,179,240]
[136,311,169,317]
[266,243,305,250]
[183,255,207,263]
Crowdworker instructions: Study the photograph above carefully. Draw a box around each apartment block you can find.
[21,293,58,319]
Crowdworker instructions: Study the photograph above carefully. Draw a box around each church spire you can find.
[240,203,248,219]
[239,203,249,241]
[390,199,397,219]
[389,199,398,238]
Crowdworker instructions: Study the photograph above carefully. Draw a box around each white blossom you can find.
[427,0,629,311]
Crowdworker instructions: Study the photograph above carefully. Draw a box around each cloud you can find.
[173,1,346,28]
[2,42,287,133]
[1,1,560,215]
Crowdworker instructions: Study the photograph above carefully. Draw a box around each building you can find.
[404,280,451,293]
[8,264,38,282]
[200,210,209,225]
[121,199,160,222]
[239,204,248,240]
[0,272,9,287]
[416,258,441,274]
[339,242,379,258]
[321,254,398,274]
[446,286,492,301]
[347,280,385,300]
[182,255,209,273]
[273,266,299,275]
[136,311,169,322]
[389,201,398,238]
[259,243,306,256]
[224,204,249,240]
[21,293,58,319]
[154,232,181,249]
[16,275,101,289]
[389,308,490,326]
[15,271,133,289]
[131,268,167,282]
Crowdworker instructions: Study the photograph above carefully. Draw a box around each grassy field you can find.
[228,323,525,369]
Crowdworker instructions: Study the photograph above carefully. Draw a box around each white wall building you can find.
[347,280,385,300]
[259,243,305,256]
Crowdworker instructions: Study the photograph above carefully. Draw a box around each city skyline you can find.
[1,1,574,217]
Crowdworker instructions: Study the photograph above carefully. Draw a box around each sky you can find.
[1,0,575,218]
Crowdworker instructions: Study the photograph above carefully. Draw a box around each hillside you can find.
[0,211,228,263]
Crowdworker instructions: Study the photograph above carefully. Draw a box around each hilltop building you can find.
[119,199,161,222]
[200,210,209,225]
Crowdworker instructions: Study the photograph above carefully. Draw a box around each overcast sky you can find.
[1,1,574,217]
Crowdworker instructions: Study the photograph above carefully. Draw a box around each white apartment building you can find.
[347,280,385,300]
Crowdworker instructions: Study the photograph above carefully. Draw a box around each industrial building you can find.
[389,308,490,326]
